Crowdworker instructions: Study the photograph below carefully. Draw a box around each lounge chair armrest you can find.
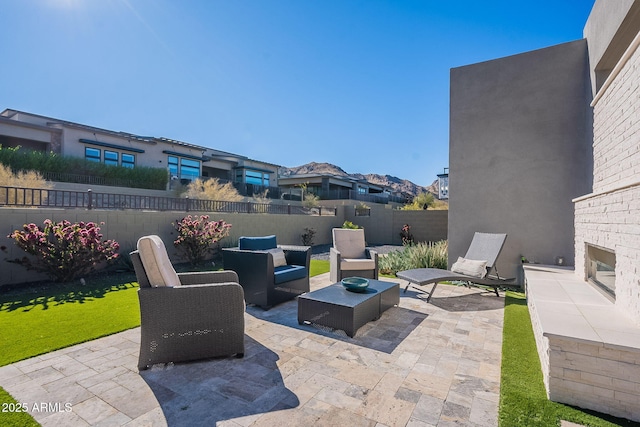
[365,248,378,261]
[178,270,239,286]
[138,283,245,320]
[280,245,311,267]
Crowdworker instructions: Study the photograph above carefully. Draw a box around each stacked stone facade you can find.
[574,35,640,324]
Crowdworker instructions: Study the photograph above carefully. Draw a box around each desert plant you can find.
[7,220,120,282]
[342,220,362,229]
[301,227,316,246]
[0,163,52,205]
[379,240,448,276]
[173,215,232,265]
[400,224,414,245]
[184,178,243,201]
[400,191,436,210]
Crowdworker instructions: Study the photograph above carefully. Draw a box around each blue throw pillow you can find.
[239,235,277,250]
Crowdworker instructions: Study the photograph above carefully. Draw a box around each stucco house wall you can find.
[449,40,593,282]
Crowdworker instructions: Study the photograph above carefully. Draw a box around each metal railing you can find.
[0,186,337,216]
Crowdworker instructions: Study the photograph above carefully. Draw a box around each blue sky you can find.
[1,0,593,187]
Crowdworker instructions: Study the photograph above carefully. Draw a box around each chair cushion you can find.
[267,248,287,267]
[137,235,181,287]
[274,265,308,284]
[340,258,376,271]
[332,229,367,259]
[239,235,277,250]
[451,257,488,279]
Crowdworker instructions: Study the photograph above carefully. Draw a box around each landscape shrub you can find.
[0,146,167,190]
[301,227,316,246]
[7,220,120,282]
[173,215,232,265]
[342,220,362,229]
[0,163,52,204]
[379,240,448,275]
[400,224,414,245]
[184,178,243,201]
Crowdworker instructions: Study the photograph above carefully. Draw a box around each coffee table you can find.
[297,279,399,337]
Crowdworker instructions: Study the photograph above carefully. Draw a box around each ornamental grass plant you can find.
[378,240,448,276]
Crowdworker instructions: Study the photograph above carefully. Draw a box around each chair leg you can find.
[426,283,438,302]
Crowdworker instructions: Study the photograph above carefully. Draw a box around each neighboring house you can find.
[278,173,407,204]
[0,109,280,194]
[450,0,640,421]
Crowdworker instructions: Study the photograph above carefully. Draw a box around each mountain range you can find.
[279,162,438,197]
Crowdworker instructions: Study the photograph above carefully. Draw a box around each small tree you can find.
[173,215,232,265]
[184,178,243,201]
[400,191,435,210]
[8,220,119,282]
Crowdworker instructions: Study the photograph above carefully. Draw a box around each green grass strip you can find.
[499,291,636,427]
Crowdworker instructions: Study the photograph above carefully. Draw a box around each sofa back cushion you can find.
[137,235,181,287]
[332,228,367,259]
[239,235,277,250]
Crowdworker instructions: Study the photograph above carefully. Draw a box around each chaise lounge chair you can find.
[397,232,517,302]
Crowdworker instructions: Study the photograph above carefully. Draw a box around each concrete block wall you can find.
[0,205,449,286]
[575,31,640,324]
[0,208,344,286]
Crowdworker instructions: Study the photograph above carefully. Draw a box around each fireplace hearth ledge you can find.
[524,264,640,423]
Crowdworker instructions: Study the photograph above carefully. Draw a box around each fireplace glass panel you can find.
[586,244,616,299]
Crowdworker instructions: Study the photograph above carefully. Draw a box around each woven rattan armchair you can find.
[222,235,311,310]
[131,235,245,370]
[330,228,379,282]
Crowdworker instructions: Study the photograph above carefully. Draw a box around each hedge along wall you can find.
[0,206,448,286]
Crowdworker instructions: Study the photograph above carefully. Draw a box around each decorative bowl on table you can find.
[341,277,369,293]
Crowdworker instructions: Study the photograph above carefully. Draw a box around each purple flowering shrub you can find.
[173,215,231,265]
[8,220,120,282]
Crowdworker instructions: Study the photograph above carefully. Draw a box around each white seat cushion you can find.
[451,257,488,279]
[340,258,376,271]
[137,235,181,287]
[332,228,367,259]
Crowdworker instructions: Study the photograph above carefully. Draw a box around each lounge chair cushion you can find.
[451,257,488,279]
[267,248,287,267]
[333,229,367,259]
[341,258,376,271]
[239,235,277,250]
[137,235,181,287]
[274,265,308,284]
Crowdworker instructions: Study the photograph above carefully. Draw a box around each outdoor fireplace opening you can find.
[586,244,616,300]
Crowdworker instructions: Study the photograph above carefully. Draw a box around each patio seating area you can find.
[0,273,504,426]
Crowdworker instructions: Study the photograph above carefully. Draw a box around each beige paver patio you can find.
[0,273,505,426]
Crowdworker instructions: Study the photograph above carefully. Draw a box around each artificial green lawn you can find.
[499,292,636,427]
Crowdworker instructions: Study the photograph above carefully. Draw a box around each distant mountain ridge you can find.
[279,162,437,197]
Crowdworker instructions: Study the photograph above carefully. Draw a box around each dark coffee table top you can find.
[299,279,397,308]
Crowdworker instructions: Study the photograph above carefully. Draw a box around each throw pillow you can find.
[267,248,287,267]
[451,257,488,279]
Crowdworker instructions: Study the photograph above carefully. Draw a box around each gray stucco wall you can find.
[449,40,593,282]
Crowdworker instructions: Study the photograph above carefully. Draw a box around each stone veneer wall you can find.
[575,31,640,325]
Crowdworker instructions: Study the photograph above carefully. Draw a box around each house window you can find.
[168,155,200,181]
[85,147,101,162]
[104,150,119,166]
[244,170,270,186]
[121,153,135,168]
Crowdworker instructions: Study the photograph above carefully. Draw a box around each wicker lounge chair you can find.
[131,235,245,370]
[397,232,517,302]
[222,235,311,310]
[330,228,379,282]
